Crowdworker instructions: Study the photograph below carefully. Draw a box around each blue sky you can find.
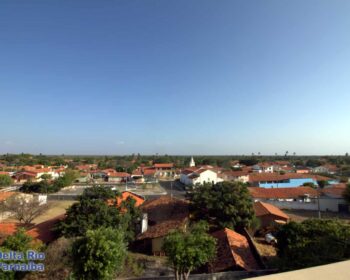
[1,0,350,155]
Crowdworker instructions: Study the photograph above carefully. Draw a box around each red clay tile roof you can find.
[143,169,156,175]
[141,196,189,223]
[211,228,260,272]
[137,218,187,240]
[253,201,289,220]
[248,186,318,199]
[116,191,145,207]
[0,192,16,202]
[26,214,65,244]
[154,163,174,168]
[108,172,130,177]
[321,184,347,198]
[137,196,189,240]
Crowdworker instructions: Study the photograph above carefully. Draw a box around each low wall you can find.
[126,269,276,280]
[261,198,346,212]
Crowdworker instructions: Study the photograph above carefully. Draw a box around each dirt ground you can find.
[253,237,278,269]
[4,200,75,224]
[283,209,350,223]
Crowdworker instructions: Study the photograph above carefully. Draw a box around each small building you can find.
[253,201,289,227]
[220,170,250,183]
[154,163,174,178]
[107,172,130,183]
[180,167,223,186]
[136,196,189,255]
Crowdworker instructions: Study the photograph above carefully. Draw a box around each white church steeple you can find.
[189,156,195,167]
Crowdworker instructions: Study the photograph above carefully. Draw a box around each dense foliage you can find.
[0,174,13,187]
[71,227,126,280]
[276,219,350,270]
[57,187,141,241]
[0,228,42,280]
[163,222,216,280]
[20,170,78,193]
[190,181,256,230]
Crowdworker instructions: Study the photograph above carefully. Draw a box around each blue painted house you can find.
[249,173,337,188]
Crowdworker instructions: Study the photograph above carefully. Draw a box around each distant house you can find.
[312,164,339,175]
[131,167,157,183]
[210,228,260,272]
[220,170,250,183]
[107,172,130,183]
[75,172,92,183]
[13,171,37,183]
[320,184,349,213]
[154,163,174,178]
[295,166,310,174]
[249,186,348,213]
[136,196,189,255]
[253,201,289,227]
[180,167,223,186]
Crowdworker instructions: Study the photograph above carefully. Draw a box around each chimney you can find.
[141,213,148,233]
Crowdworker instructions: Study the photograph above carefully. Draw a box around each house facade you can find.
[180,167,223,186]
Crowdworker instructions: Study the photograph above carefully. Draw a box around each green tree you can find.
[0,228,41,280]
[71,227,126,280]
[0,174,13,188]
[81,186,118,200]
[40,173,52,181]
[56,198,122,237]
[163,221,216,280]
[276,219,350,271]
[190,181,255,230]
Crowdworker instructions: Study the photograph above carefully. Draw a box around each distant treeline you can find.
[1,153,350,172]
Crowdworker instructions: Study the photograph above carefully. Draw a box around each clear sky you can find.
[1,0,350,155]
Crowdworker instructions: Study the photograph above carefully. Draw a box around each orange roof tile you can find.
[154,163,174,168]
[116,191,145,207]
[211,228,260,271]
[254,201,289,220]
[248,186,318,199]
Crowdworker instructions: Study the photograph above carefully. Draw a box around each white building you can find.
[180,167,223,186]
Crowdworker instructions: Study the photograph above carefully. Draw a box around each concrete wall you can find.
[256,198,347,212]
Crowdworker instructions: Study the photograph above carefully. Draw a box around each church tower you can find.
[189,156,195,167]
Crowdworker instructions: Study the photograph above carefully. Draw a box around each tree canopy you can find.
[71,227,126,280]
[163,221,216,280]
[276,219,350,271]
[57,187,141,241]
[190,181,256,230]
[0,174,13,188]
